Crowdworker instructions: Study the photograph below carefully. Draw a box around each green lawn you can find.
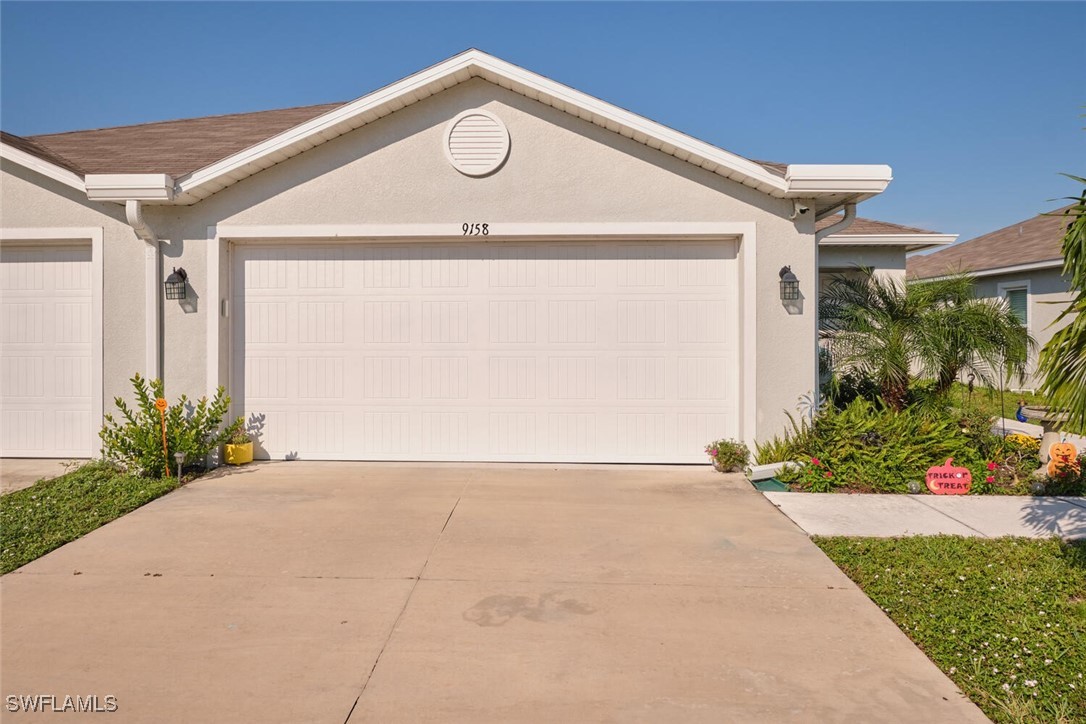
[816,536,1086,724]
[0,462,177,574]
[948,382,1049,423]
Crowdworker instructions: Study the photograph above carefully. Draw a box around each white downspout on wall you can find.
[811,202,858,406]
[125,199,162,381]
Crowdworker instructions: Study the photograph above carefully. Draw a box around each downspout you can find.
[125,200,162,382]
[814,202,857,243]
[811,201,857,406]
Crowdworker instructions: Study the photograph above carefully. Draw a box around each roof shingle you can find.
[816,215,941,236]
[906,207,1072,279]
[16,102,345,178]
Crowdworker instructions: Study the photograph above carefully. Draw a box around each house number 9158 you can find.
[462,223,489,236]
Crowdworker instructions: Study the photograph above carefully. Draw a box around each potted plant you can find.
[704,438,750,473]
[223,418,253,465]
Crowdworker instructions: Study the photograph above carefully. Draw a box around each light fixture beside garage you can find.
[164,267,188,300]
[778,266,800,301]
[444,109,510,176]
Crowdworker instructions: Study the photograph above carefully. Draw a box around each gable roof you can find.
[907,206,1072,279]
[817,215,939,236]
[2,49,892,207]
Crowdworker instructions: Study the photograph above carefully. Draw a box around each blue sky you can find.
[1,2,1081,242]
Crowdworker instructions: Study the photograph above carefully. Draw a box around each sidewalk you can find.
[765,492,1086,539]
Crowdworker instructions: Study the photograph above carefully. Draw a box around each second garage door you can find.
[232,240,739,463]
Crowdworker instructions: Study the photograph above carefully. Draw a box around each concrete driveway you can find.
[1,463,985,723]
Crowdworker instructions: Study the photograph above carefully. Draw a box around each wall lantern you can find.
[164,267,188,300]
[778,266,800,301]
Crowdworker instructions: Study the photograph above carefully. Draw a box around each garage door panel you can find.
[0,246,93,457]
[233,240,738,463]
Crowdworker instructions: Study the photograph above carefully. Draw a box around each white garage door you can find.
[233,241,739,463]
[1,246,94,457]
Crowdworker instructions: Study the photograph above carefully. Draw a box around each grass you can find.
[816,536,1086,724]
[949,382,1049,424]
[1,461,177,574]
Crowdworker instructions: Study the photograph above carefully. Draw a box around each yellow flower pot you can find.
[224,442,254,465]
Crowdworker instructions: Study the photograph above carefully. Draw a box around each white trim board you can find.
[212,221,749,242]
[821,232,957,252]
[0,143,85,193]
[0,227,104,456]
[914,259,1064,281]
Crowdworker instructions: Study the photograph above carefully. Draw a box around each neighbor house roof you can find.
[907,206,1073,279]
[816,214,956,252]
[1,49,892,207]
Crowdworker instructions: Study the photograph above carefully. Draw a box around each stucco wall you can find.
[819,245,906,285]
[4,77,825,448]
[0,161,146,409]
[974,267,1074,389]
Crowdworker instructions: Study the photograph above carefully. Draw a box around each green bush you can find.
[99,374,234,478]
[754,413,813,464]
[778,398,991,493]
[704,438,750,472]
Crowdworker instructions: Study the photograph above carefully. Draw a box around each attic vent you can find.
[444,109,510,177]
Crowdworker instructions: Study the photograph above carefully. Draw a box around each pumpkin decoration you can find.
[1047,441,1080,477]
[925,458,972,495]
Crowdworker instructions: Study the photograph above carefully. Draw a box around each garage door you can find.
[232,241,738,463]
[1,246,94,457]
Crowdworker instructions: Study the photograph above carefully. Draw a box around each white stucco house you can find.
[908,206,1075,390]
[0,50,954,463]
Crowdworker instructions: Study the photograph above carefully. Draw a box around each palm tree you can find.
[820,268,1031,411]
[1038,179,1086,429]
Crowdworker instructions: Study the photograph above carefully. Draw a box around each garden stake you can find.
[155,397,170,477]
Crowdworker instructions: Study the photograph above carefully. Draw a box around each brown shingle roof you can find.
[816,214,941,236]
[6,102,790,182]
[906,206,1072,279]
[0,130,86,175]
[18,102,345,178]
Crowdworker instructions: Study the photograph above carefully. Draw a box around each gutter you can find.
[124,200,162,381]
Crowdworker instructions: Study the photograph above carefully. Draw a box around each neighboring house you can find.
[2,49,940,463]
[907,207,1074,390]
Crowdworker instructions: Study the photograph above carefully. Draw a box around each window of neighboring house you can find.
[1004,286,1029,327]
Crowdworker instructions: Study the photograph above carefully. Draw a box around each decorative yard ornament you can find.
[155,397,170,477]
[1046,441,1079,477]
[925,458,972,495]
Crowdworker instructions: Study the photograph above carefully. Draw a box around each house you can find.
[0,49,948,463]
[907,207,1074,390]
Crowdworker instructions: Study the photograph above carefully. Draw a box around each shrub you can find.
[704,438,750,472]
[99,374,234,478]
[754,413,813,464]
[778,398,990,493]
[791,457,838,492]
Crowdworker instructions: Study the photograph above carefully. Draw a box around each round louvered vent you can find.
[443,109,510,177]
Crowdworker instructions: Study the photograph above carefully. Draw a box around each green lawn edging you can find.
[1,462,178,574]
[815,536,1086,724]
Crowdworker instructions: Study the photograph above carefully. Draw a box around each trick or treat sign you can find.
[925,458,972,495]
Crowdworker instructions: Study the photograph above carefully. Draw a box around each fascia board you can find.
[785,164,894,195]
[0,142,85,192]
[819,233,957,247]
[85,174,175,202]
